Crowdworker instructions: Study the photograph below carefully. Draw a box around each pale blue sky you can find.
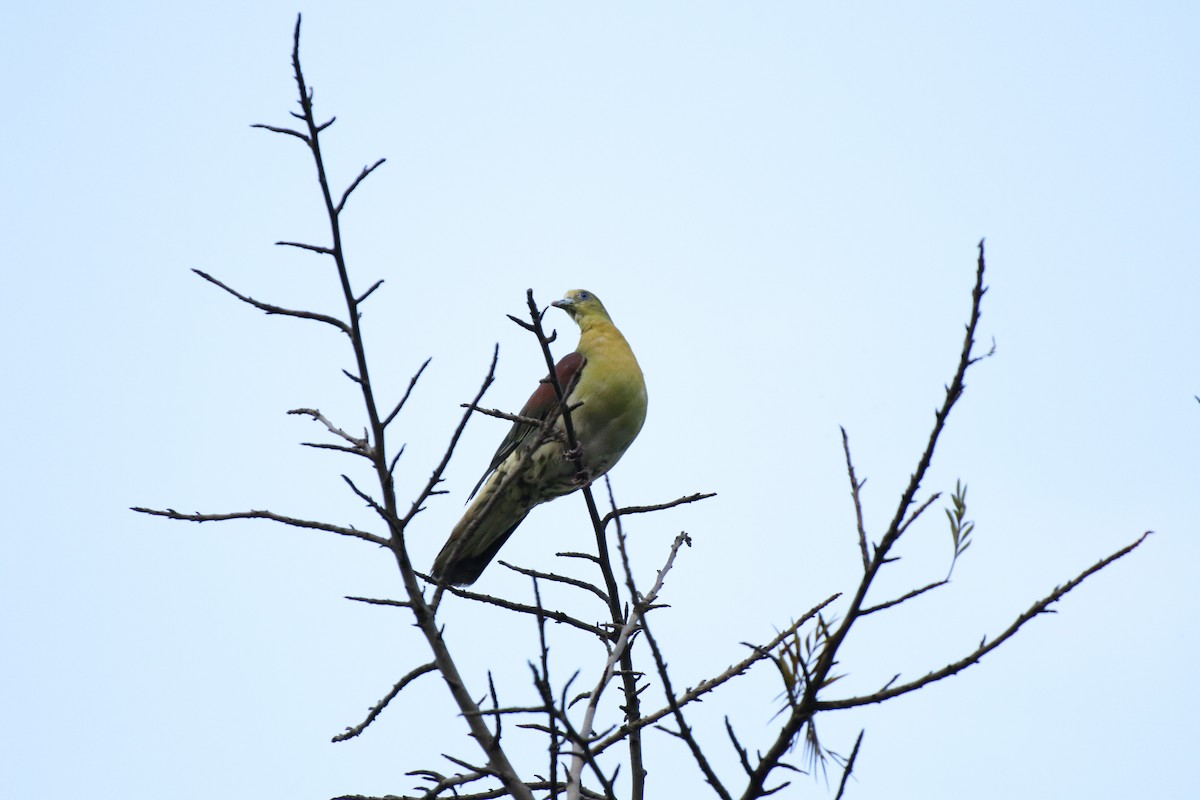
[3,3,1197,799]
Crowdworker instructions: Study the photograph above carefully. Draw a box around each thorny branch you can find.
[133,13,1155,799]
[611,490,731,800]
[130,506,388,547]
[814,530,1153,712]
[334,662,438,742]
[735,241,1148,799]
[136,16,534,800]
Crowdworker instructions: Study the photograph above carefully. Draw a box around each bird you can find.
[431,290,648,586]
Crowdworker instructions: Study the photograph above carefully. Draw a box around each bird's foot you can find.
[563,443,584,462]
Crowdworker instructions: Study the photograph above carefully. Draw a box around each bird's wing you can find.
[468,351,586,498]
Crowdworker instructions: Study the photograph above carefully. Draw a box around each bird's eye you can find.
[578,291,590,301]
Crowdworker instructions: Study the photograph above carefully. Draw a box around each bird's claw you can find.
[563,443,584,461]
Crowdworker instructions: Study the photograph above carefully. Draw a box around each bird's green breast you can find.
[570,323,648,477]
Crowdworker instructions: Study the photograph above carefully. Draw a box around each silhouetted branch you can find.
[833,730,864,800]
[345,595,411,608]
[898,492,942,536]
[816,530,1153,711]
[599,492,716,529]
[147,14,1155,797]
[288,407,370,454]
[498,562,610,605]
[860,580,948,616]
[406,346,498,534]
[439,585,608,638]
[192,268,350,333]
[337,158,386,215]
[130,506,387,546]
[840,427,870,572]
[383,358,432,429]
[250,122,308,142]
[738,241,992,800]
[615,518,730,800]
[276,239,334,255]
[589,594,839,758]
[334,662,437,742]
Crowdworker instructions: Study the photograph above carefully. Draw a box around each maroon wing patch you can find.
[469,351,586,498]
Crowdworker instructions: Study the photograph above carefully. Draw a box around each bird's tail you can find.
[431,479,532,586]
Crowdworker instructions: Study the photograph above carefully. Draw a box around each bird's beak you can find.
[552,297,574,311]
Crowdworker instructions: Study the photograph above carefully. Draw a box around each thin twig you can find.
[250,122,308,142]
[336,158,386,215]
[276,239,334,255]
[439,585,608,638]
[273,17,531,797]
[589,594,839,758]
[739,242,991,800]
[532,578,562,800]
[289,407,369,450]
[464,404,567,432]
[498,562,611,605]
[192,269,350,334]
[333,662,437,742]
[860,580,948,616]
[345,595,411,608]
[898,492,942,536]
[405,346,498,533]
[840,427,870,572]
[614,504,730,800]
[599,492,716,529]
[355,278,385,306]
[383,358,432,429]
[832,730,864,800]
[130,506,387,546]
[815,531,1153,711]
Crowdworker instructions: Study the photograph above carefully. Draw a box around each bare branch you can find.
[335,781,608,800]
[898,491,942,536]
[130,506,387,546]
[276,239,334,255]
[599,492,717,529]
[498,562,611,605]
[336,158,387,215]
[345,595,411,609]
[191,269,350,334]
[333,662,437,742]
[383,357,432,428]
[833,730,864,800]
[840,427,870,572]
[860,580,949,616]
[616,521,731,800]
[726,717,753,777]
[403,346,498,531]
[388,444,406,478]
[288,407,369,451]
[355,279,385,306]
[816,531,1154,712]
[342,474,396,526]
[463,404,565,431]
[590,594,839,757]
[881,241,989,552]
[740,245,993,799]
[249,122,309,142]
[438,585,609,638]
[298,441,360,455]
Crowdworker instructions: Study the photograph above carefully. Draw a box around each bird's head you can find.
[552,290,611,328]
